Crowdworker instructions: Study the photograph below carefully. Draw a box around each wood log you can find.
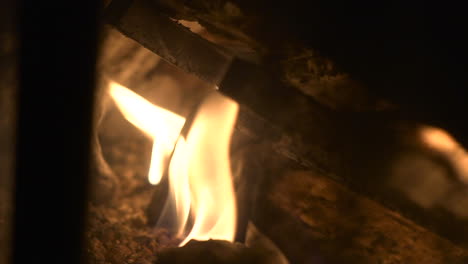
[252,167,468,264]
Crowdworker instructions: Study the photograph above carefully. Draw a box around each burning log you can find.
[89,37,468,264]
[104,0,340,173]
[103,0,468,249]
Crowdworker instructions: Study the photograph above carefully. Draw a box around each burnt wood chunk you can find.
[105,0,232,86]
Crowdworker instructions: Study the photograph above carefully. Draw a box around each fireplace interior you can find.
[1,0,468,263]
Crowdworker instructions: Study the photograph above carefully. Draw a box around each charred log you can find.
[157,240,281,264]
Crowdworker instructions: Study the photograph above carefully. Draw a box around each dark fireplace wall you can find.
[0,0,17,263]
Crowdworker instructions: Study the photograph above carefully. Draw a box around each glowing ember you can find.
[420,126,468,183]
[108,81,238,245]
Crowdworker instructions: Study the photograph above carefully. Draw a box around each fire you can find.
[108,81,238,245]
[109,82,185,185]
[175,92,238,245]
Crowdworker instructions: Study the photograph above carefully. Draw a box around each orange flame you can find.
[108,81,238,245]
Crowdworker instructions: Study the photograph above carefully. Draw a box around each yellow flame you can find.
[167,137,191,236]
[109,81,185,184]
[108,81,238,245]
[175,92,238,245]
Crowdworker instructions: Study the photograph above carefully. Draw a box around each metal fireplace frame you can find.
[12,1,99,263]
